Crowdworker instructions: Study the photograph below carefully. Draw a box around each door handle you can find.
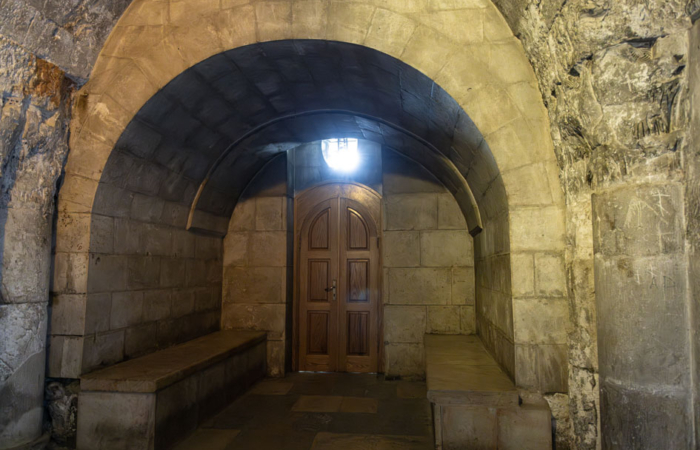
[325,280,337,301]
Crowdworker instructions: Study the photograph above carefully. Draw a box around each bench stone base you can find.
[424,335,552,450]
[432,396,552,450]
[77,339,265,450]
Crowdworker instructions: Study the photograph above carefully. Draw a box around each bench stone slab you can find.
[80,331,266,393]
[424,334,552,450]
[77,331,266,450]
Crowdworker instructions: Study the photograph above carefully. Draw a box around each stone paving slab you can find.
[192,373,433,449]
[292,395,345,413]
[250,379,295,395]
[171,429,240,450]
[310,432,433,450]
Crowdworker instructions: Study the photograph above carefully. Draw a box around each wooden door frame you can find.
[292,181,384,373]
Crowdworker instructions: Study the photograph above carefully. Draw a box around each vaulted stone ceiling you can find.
[105,40,498,235]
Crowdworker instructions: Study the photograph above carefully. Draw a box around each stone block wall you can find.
[510,226,569,394]
[474,166,568,395]
[221,155,292,377]
[474,214,514,380]
[382,150,475,379]
[50,146,223,377]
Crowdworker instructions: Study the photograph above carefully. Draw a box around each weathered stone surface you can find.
[0,303,47,445]
[221,304,286,340]
[85,293,111,334]
[515,343,568,394]
[534,253,566,297]
[385,306,427,343]
[51,294,86,335]
[0,351,46,447]
[160,258,187,288]
[110,291,143,329]
[384,343,424,379]
[438,193,468,229]
[387,268,451,305]
[48,336,83,378]
[87,254,127,293]
[460,306,476,334]
[142,290,171,322]
[442,405,497,449]
[46,380,79,447]
[513,298,568,345]
[255,197,285,231]
[383,231,420,267]
[125,323,157,358]
[2,208,53,303]
[451,267,475,305]
[223,232,249,267]
[171,290,195,319]
[77,391,156,450]
[595,254,689,386]
[223,267,287,305]
[420,230,473,267]
[384,194,438,231]
[195,236,222,261]
[1,309,45,375]
[497,400,553,450]
[511,253,535,298]
[266,340,285,377]
[382,151,445,195]
[427,306,460,334]
[229,198,256,232]
[248,232,287,267]
[127,255,161,290]
[600,378,692,449]
[82,331,125,372]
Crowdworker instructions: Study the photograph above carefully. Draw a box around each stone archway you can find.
[53,0,566,396]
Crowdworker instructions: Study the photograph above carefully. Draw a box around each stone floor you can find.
[173,372,434,450]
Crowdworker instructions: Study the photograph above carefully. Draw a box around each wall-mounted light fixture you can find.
[322,138,360,172]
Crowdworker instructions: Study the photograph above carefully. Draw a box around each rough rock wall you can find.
[687,18,700,449]
[0,2,130,446]
[0,0,129,80]
[0,36,73,447]
[490,0,693,448]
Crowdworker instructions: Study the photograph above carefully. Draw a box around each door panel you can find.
[298,199,338,372]
[346,312,369,356]
[347,260,369,303]
[296,184,381,373]
[347,209,368,249]
[308,260,330,302]
[309,209,330,249]
[307,312,329,355]
[338,197,379,373]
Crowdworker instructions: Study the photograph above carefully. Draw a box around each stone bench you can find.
[424,335,552,450]
[77,330,266,450]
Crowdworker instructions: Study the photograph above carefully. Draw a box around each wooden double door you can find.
[295,183,381,373]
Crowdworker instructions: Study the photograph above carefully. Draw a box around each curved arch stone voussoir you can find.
[58,0,566,394]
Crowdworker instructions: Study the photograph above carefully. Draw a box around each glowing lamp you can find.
[322,138,360,172]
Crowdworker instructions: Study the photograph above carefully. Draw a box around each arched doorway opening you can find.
[55,35,566,393]
[50,4,568,445]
